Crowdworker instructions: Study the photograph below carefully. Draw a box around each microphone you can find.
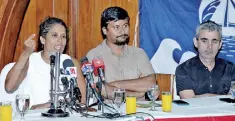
[49,52,56,106]
[80,57,95,87]
[92,58,105,111]
[66,67,77,78]
[63,59,75,73]
[63,59,77,84]
[62,59,81,103]
[61,77,69,90]
[80,57,96,106]
[61,59,74,89]
[49,52,56,66]
[81,57,93,74]
[92,58,105,83]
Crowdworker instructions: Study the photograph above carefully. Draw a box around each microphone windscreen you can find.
[49,52,56,65]
[92,58,105,76]
[80,56,88,64]
[63,59,74,69]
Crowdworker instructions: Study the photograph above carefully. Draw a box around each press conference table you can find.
[13,95,235,121]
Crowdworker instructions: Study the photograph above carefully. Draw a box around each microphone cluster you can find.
[60,59,82,111]
[80,57,105,111]
[61,59,77,89]
[44,54,121,118]
[42,52,82,117]
[42,52,70,117]
[80,57,123,119]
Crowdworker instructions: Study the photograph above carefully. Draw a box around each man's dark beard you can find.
[114,35,129,46]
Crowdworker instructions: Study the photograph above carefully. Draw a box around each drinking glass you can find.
[113,88,125,112]
[147,84,160,111]
[162,91,172,112]
[230,81,235,101]
[231,81,235,91]
[15,94,30,121]
[126,96,136,114]
[0,101,12,121]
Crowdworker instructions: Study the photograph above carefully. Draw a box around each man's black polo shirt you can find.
[176,56,235,95]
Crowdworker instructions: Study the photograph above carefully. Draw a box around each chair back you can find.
[156,73,179,100]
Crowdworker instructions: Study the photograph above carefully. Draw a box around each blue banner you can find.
[139,0,235,74]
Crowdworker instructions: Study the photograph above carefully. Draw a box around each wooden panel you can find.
[36,0,53,42]
[54,0,69,22]
[14,0,37,61]
[0,0,8,23]
[77,0,94,59]
[68,0,78,57]
[0,0,30,71]
[157,74,172,100]
[92,0,110,51]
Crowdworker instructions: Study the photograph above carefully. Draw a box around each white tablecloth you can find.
[12,95,235,121]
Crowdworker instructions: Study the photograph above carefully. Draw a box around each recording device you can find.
[219,98,235,103]
[42,52,69,117]
[92,58,105,110]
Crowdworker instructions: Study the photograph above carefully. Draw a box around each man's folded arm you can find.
[108,73,156,93]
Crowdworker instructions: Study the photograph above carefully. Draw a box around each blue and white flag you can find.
[139,0,235,74]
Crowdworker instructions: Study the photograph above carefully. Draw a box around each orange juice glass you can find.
[162,92,172,112]
[126,96,136,114]
[0,101,12,121]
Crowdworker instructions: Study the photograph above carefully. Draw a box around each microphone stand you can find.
[86,80,91,106]
[86,66,120,117]
[85,72,94,106]
[87,68,105,112]
[42,52,69,117]
[97,68,105,112]
[49,55,55,109]
[88,78,119,115]
[97,77,103,112]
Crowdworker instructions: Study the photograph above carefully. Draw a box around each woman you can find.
[4,17,86,109]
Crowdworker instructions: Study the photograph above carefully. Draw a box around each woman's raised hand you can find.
[23,34,36,55]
